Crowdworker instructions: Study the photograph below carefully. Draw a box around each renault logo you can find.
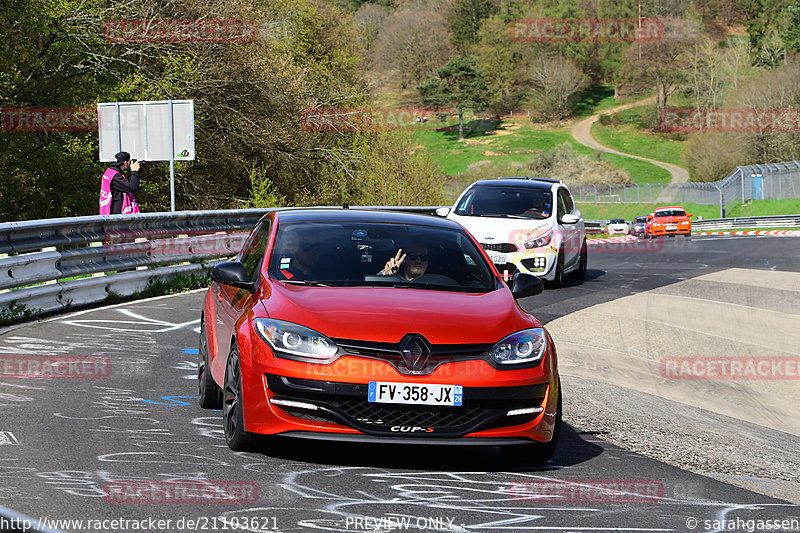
[399,335,431,374]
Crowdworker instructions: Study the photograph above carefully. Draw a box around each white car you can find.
[607,218,629,235]
[437,177,587,287]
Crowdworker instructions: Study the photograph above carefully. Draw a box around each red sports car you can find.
[646,206,693,237]
[200,209,561,463]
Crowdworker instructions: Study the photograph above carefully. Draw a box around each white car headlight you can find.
[680,221,689,225]
[524,231,552,249]
[254,318,338,362]
[489,328,547,365]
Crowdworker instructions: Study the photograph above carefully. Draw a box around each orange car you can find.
[645,206,692,237]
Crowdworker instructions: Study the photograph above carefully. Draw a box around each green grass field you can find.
[591,105,687,171]
[417,120,672,183]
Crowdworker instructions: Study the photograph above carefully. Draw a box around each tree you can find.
[418,56,490,141]
[371,7,455,89]
[621,18,700,129]
[448,0,499,50]
[527,54,587,121]
[683,63,800,181]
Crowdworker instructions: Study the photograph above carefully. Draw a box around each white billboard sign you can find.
[98,100,195,211]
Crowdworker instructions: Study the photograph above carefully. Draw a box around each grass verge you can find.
[418,120,671,184]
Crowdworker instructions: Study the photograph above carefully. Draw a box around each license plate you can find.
[666,224,678,230]
[489,254,505,264]
[368,382,463,406]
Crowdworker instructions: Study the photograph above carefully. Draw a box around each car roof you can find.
[470,178,557,189]
[654,206,685,211]
[272,208,464,229]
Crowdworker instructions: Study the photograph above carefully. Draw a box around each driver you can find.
[380,243,429,281]
[277,229,321,280]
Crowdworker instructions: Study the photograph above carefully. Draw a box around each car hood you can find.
[447,213,552,243]
[261,283,539,344]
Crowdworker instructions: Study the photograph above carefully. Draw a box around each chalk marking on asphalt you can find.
[0,431,20,445]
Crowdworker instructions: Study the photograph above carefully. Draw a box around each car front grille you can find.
[332,400,485,427]
[267,374,549,437]
[481,243,518,253]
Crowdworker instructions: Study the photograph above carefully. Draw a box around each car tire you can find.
[551,248,565,288]
[501,378,562,464]
[223,343,256,451]
[198,318,223,409]
[576,240,587,279]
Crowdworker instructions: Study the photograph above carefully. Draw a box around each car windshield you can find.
[453,186,552,219]
[610,219,625,224]
[655,209,686,217]
[268,221,497,292]
[634,216,648,223]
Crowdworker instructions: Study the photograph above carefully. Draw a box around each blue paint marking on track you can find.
[141,396,195,406]
[183,348,199,354]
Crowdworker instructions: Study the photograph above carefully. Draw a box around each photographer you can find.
[99,151,141,215]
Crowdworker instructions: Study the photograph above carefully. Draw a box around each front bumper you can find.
[485,248,556,281]
[240,356,559,444]
[649,225,691,236]
[265,374,549,438]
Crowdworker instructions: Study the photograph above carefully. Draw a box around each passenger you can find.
[380,243,429,281]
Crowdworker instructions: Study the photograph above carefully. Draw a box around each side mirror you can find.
[561,213,580,224]
[687,213,693,217]
[435,207,451,217]
[511,273,543,299]
[211,261,255,292]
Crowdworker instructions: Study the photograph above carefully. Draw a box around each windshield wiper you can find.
[281,279,333,287]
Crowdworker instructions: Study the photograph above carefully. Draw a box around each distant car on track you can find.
[437,177,587,288]
[631,215,649,238]
[200,208,562,463]
[607,218,629,235]
[646,206,693,237]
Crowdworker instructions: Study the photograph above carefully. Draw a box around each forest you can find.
[1,0,799,219]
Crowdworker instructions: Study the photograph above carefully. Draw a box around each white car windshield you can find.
[454,186,553,220]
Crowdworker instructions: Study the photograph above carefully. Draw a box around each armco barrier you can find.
[0,206,439,321]
[1,208,794,322]
[691,214,800,231]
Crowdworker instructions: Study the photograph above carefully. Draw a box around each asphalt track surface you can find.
[1,235,799,532]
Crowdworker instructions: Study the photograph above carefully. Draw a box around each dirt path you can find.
[571,96,690,184]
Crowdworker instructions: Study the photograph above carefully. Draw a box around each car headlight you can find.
[653,223,662,227]
[680,221,689,225]
[254,318,338,362]
[524,231,552,249]
[489,328,547,365]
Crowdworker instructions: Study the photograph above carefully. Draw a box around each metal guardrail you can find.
[0,206,440,321]
[691,214,800,231]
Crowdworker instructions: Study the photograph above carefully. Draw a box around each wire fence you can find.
[569,160,800,217]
